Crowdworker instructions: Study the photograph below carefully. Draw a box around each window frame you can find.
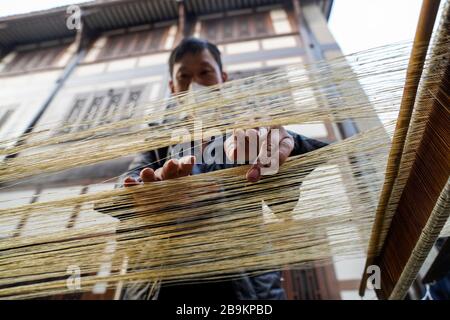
[2,45,66,74]
[200,11,278,44]
[97,26,171,61]
[56,85,148,137]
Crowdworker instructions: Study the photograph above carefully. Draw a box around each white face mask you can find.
[174,82,207,121]
[179,82,220,121]
[188,82,208,92]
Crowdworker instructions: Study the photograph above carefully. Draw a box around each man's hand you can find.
[124,155,195,187]
[224,126,294,183]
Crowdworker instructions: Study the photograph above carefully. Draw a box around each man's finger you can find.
[245,128,270,182]
[246,127,293,182]
[162,159,179,179]
[178,155,195,177]
[154,168,164,181]
[245,128,259,163]
[278,136,295,166]
[225,129,246,162]
[235,129,246,158]
[246,129,278,182]
[257,127,270,143]
[140,168,157,183]
[224,134,237,161]
[246,164,261,183]
[124,176,139,187]
[246,137,272,183]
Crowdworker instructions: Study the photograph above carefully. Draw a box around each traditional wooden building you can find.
[0,0,390,300]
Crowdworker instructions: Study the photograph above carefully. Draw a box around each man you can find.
[119,37,327,300]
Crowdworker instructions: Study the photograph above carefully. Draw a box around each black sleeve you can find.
[288,130,329,179]
[116,113,174,188]
[289,131,328,156]
[94,147,168,217]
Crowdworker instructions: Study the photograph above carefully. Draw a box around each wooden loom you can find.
[360,0,450,299]
[0,1,448,301]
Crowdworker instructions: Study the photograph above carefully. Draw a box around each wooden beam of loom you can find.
[370,0,450,296]
[359,0,442,296]
[389,178,450,299]
[375,58,449,299]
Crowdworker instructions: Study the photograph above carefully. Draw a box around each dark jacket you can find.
[117,130,327,300]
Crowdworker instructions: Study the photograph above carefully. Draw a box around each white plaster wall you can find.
[0,189,36,239]
[31,53,168,136]
[0,70,60,147]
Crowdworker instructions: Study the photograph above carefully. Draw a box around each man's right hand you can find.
[124,155,195,187]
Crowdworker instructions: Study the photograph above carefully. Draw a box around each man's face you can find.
[169,49,228,94]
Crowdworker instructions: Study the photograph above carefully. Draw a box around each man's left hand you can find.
[224,126,294,182]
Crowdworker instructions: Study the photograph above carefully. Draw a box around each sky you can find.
[0,0,91,17]
[329,0,423,55]
[0,0,427,54]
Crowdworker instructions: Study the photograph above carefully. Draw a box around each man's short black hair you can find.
[168,37,223,77]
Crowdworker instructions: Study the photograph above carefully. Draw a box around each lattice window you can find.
[201,12,276,43]
[0,105,19,151]
[223,17,235,40]
[79,94,106,131]
[237,18,251,38]
[2,45,65,73]
[0,107,15,132]
[254,13,272,36]
[133,31,151,53]
[58,86,146,135]
[206,20,220,43]
[121,88,142,120]
[147,30,165,51]
[98,26,171,60]
[60,97,88,134]
[99,89,125,125]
